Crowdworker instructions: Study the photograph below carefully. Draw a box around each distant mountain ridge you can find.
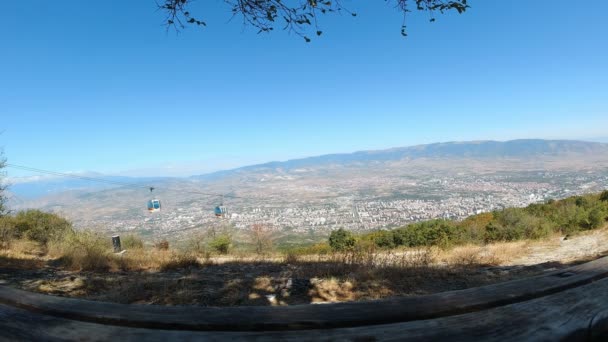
[194,139,608,178]
[9,139,608,198]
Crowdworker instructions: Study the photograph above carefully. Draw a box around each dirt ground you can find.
[1,229,607,307]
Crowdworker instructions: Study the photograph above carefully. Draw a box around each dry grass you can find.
[112,247,201,272]
[47,230,112,271]
[43,230,203,272]
[0,239,45,259]
[309,278,356,303]
[3,230,607,307]
[0,239,47,269]
[437,241,530,267]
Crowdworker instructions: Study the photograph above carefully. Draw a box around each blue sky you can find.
[1,0,607,177]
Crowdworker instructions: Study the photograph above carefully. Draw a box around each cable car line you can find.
[6,163,246,216]
[6,163,244,199]
[6,163,153,190]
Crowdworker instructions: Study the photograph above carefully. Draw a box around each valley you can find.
[7,140,608,242]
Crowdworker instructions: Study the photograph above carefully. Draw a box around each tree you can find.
[600,190,608,202]
[250,223,274,254]
[0,150,7,217]
[159,0,469,41]
[328,228,356,251]
[210,234,232,254]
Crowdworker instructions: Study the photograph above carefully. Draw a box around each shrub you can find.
[485,209,553,242]
[159,252,199,271]
[122,234,144,249]
[0,216,15,249]
[289,242,332,255]
[353,191,608,250]
[250,223,274,255]
[184,233,210,257]
[154,239,170,250]
[575,196,587,207]
[587,207,607,229]
[373,231,396,249]
[210,235,232,254]
[49,230,111,271]
[13,210,73,245]
[284,252,299,264]
[392,220,462,248]
[457,212,494,244]
[328,228,356,251]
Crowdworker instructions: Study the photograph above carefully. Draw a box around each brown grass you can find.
[309,278,356,303]
[3,230,606,307]
[0,239,45,259]
[43,230,203,272]
[0,239,47,269]
[437,241,529,267]
[154,239,170,251]
[47,230,112,271]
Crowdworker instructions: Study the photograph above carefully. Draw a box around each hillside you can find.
[2,192,608,307]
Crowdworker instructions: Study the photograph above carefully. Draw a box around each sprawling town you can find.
[66,170,608,239]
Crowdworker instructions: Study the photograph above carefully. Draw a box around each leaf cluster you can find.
[159,0,469,41]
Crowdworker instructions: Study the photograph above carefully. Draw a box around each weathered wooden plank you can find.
[589,309,608,341]
[2,276,608,341]
[2,256,608,331]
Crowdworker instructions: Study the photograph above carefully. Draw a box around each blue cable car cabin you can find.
[214,205,226,217]
[147,199,161,213]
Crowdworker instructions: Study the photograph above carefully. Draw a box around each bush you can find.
[391,220,462,248]
[154,239,170,250]
[587,207,607,229]
[0,216,15,249]
[373,231,396,249]
[184,233,210,257]
[284,252,299,264]
[575,196,587,207]
[352,191,608,251]
[457,212,494,244]
[485,209,553,242]
[328,228,356,251]
[159,252,199,271]
[210,235,231,254]
[288,242,332,255]
[13,210,73,245]
[122,234,144,249]
[49,230,111,271]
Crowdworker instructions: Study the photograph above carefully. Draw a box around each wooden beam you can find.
[1,256,608,332]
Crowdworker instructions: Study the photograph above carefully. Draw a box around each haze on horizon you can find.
[1,1,607,178]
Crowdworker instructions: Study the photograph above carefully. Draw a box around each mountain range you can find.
[8,139,608,200]
[193,139,608,180]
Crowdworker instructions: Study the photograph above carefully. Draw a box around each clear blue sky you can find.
[1,0,607,177]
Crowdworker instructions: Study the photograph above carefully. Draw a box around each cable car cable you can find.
[5,163,247,200]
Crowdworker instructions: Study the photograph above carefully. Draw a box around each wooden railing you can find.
[2,256,608,341]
